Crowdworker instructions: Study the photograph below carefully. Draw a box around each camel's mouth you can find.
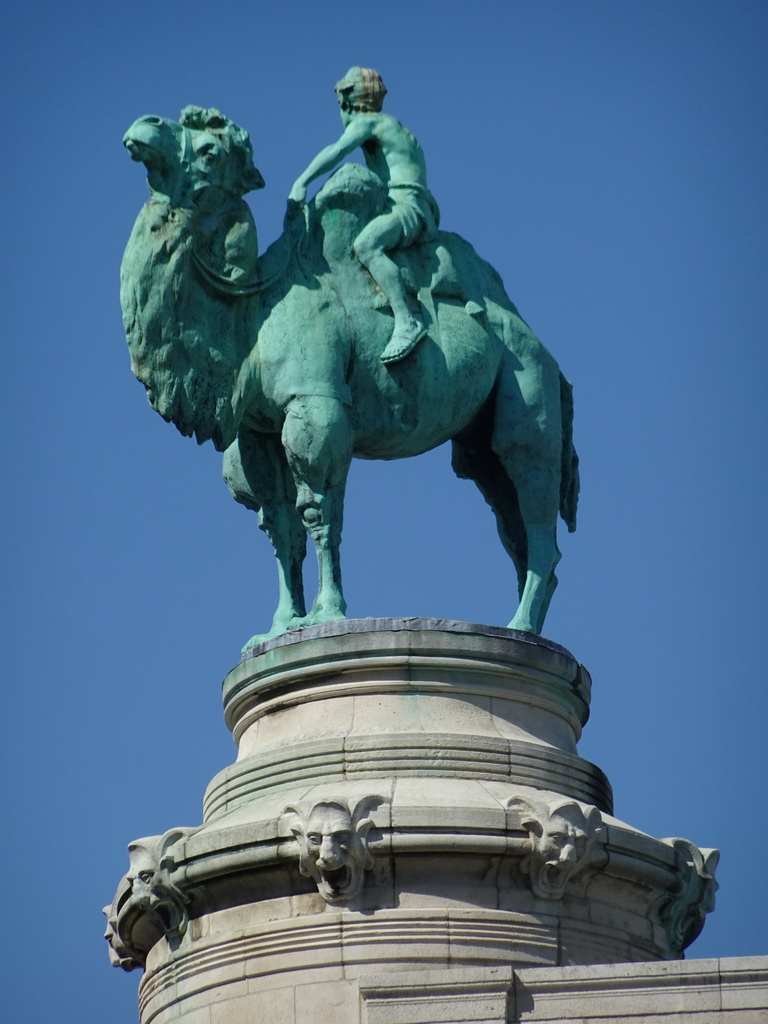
[123,135,166,171]
[124,137,150,162]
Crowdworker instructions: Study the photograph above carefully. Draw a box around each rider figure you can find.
[289,67,440,364]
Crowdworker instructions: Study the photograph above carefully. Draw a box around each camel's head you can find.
[123,115,186,203]
[124,108,264,206]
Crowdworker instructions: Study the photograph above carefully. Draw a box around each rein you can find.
[191,251,274,297]
[191,202,311,298]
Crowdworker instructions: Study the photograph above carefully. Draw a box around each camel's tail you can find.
[559,373,580,532]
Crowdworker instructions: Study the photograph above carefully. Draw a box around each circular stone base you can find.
[212,618,608,818]
[106,622,718,1024]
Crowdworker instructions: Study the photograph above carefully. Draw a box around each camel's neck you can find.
[122,195,262,451]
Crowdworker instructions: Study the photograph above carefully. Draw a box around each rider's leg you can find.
[354,214,427,363]
[281,395,353,625]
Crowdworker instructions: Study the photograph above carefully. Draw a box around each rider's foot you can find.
[380,316,427,364]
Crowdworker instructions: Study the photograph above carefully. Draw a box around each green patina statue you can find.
[121,70,578,650]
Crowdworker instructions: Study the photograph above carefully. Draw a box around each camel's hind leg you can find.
[281,395,353,626]
[223,430,308,650]
[491,337,564,635]
[452,412,528,600]
[507,495,562,635]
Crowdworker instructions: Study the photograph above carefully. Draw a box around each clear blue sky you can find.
[2,2,766,1021]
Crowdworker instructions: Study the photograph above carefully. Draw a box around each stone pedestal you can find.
[105,620,751,1023]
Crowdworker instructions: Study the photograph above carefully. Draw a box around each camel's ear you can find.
[245,166,265,191]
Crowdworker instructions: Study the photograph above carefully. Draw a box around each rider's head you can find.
[335,67,387,114]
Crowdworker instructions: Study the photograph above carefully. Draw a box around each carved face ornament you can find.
[124,843,186,935]
[538,816,582,867]
[527,808,594,899]
[288,799,376,904]
[305,806,357,899]
[507,796,603,901]
[104,830,191,972]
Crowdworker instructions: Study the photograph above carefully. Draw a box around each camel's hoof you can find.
[507,617,538,635]
[241,633,274,654]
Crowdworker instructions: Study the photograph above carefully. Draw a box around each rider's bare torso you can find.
[354,113,429,190]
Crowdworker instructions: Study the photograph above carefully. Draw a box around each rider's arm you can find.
[289,119,373,202]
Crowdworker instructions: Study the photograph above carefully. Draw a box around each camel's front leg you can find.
[223,432,308,650]
[282,395,353,626]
